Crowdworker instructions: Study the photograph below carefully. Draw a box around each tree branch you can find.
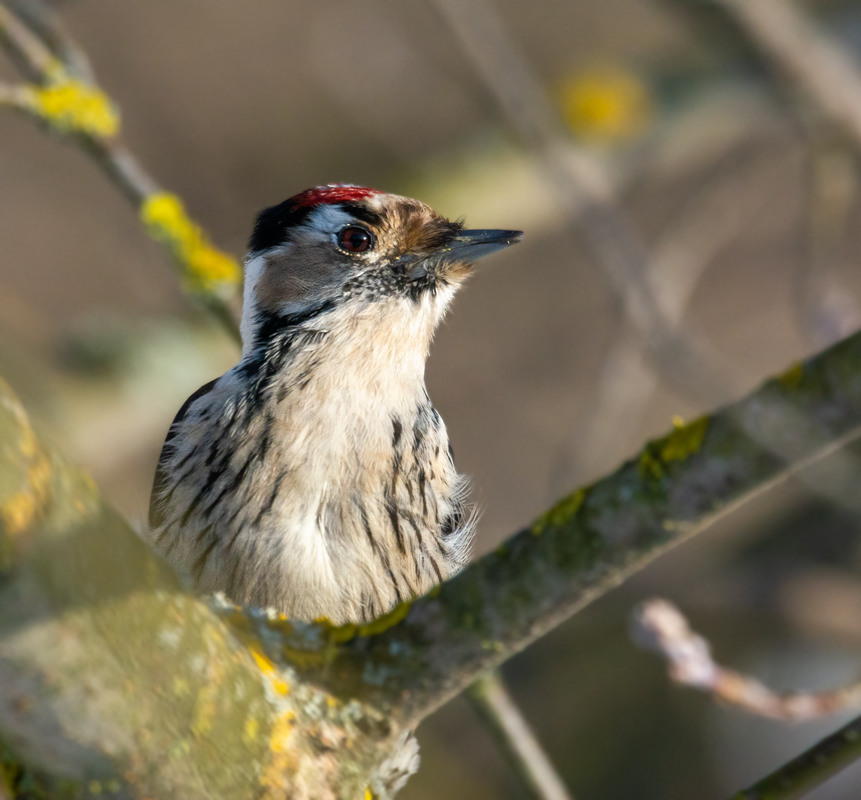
[468,671,575,800]
[234,329,861,730]
[633,598,861,720]
[0,378,406,799]
[730,713,861,800]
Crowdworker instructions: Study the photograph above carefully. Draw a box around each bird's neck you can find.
[240,295,445,425]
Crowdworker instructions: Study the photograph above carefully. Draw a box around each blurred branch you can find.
[730,714,861,800]
[0,0,241,343]
[707,0,861,156]
[4,0,94,80]
[468,671,575,800]
[669,0,861,353]
[633,598,861,720]
[429,0,742,407]
[0,0,54,77]
[797,140,861,348]
[240,329,861,730]
[555,141,781,488]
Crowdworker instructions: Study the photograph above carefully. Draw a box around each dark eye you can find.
[337,226,374,254]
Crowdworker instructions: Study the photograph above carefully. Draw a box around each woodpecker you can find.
[147,185,522,625]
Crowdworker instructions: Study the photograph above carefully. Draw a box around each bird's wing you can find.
[148,378,217,528]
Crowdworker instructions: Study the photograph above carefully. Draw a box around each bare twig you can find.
[731,713,861,800]
[0,0,56,78]
[468,671,575,800]
[633,598,861,720]
[4,0,94,80]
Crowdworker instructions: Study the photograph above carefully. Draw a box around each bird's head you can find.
[240,184,522,356]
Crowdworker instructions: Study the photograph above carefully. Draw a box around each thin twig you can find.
[0,0,56,78]
[4,0,94,80]
[468,670,575,800]
[730,713,861,800]
[632,599,861,720]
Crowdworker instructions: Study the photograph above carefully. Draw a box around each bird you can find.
[146,184,522,625]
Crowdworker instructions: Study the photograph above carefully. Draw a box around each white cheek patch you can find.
[240,253,270,357]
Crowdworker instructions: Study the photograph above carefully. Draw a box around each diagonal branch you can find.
[237,329,861,729]
[730,713,861,800]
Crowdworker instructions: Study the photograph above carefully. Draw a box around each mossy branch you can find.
[5,331,861,796]
[236,331,861,730]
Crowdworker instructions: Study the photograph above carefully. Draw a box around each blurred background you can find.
[4,0,861,797]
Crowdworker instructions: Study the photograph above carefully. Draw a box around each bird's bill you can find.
[444,229,524,262]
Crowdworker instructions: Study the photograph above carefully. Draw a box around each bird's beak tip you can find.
[448,228,524,262]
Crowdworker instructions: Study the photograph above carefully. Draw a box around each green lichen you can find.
[660,416,709,462]
[777,361,804,390]
[638,416,709,479]
[531,488,587,536]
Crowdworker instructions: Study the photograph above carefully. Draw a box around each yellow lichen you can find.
[358,600,412,637]
[659,416,709,463]
[531,488,587,536]
[778,362,804,390]
[559,65,652,142]
[638,416,709,480]
[243,715,260,747]
[140,192,242,294]
[637,448,664,480]
[260,711,298,794]
[0,398,52,538]
[250,646,290,696]
[312,599,413,648]
[26,77,119,138]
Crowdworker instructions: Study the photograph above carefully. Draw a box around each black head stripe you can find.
[339,202,385,228]
[249,199,315,253]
